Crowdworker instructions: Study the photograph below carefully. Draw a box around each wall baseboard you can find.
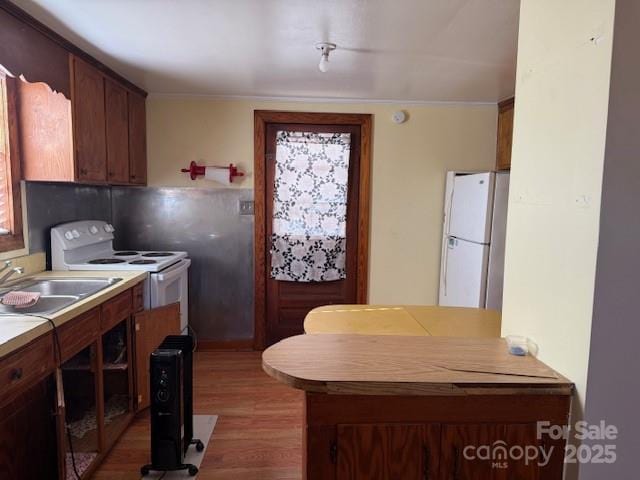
[197,339,255,351]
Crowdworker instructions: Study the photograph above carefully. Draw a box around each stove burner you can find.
[142,252,174,258]
[129,259,157,265]
[88,258,126,265]
[114,251,140,256]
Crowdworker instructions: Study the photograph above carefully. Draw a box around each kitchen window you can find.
[0,69,24,252]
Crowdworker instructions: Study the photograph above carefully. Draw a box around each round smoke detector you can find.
[392,111,407,124]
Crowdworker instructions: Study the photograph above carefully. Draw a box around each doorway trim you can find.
[253,110,372,350]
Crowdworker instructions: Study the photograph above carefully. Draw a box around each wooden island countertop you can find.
[263,334,572,396]
[263,334,573,479]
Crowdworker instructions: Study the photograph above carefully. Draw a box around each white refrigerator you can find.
[438,171,510,310]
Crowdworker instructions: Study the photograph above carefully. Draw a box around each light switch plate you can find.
[239,200,254,215]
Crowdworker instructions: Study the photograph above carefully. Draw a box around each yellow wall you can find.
[147,97,497,304]
[501,0,616,410]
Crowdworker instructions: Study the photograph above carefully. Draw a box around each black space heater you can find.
[140,335,203,477]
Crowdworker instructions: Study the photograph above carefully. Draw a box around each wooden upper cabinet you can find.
[16,78,75,181]
[128,91,147,185]
[105,78,130,183]
[496,97,514,171]
[19,54,146,185]
[71,54,107,182]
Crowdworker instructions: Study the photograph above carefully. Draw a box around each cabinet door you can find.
[128,91,147,184]
[71,55,107,182]
[0,375,59,480]
[336,424,441,480]
[105,79,130,183]
[496,98,514,171]
[134,303,180,409]
[441,423,546,480]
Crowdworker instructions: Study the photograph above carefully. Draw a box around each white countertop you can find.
[0,270,148,358]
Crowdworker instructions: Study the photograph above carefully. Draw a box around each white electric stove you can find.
[51,220,191,331]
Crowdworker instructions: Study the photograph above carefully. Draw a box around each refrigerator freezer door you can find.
[486,172,510,311]
[439,237,489,308]
[448,172,495,243]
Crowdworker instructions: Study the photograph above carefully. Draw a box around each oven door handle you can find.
[154,258,191,282]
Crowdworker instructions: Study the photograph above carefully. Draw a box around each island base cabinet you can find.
[335,424,441,480]
[303,393,570,480]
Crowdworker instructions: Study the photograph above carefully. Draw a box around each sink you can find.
[0,277,122,317]
[19,277,122,297]
[0,295,80,316]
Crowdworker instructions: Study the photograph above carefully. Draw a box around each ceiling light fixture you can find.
[316,42,337,73]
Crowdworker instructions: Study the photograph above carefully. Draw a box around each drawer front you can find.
[58,307,100,362]
[101,289,133,332]
[0,334,55,406]
[133,282,144,312]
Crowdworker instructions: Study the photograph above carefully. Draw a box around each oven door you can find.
[149,258,191,332]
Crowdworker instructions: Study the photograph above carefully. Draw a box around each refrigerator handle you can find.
[446,183,455,235]
[443,237,453,297]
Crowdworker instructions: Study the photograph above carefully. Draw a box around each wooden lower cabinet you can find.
[336,424,440,480]
[134,302,181,409]
[0,282,181,479]
[0,376,59,479]
[304,393,570,480]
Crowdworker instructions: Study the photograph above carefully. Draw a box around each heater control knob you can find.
[156,389,170,403]
[89,225,99,235]
[71,229,80,239]
[64,231,74,241]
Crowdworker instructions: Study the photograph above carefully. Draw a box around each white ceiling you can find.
[14,0,520,102]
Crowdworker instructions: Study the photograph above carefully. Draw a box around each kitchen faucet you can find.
[0,261,24,285]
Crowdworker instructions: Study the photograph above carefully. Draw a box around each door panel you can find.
[134,303,180,409]
[449,173,494,243]
[105,78,129,183]
[72,55,106,182]
[265,123,361,345]
[439,237,489,308]
[128,91,147,184]
[336,424,440,480]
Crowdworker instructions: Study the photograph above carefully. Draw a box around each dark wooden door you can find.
[336,424,441,480]
[441,423,545,479]
[71,55,107,182]
[128,91,147,185]
[105,78,129,183]
[265,123,361,345]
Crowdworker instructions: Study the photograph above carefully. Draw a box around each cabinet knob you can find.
[10,367,23,381]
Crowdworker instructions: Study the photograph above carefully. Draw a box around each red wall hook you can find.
[180,161,245,183]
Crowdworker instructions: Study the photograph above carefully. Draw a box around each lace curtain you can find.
[270,131,351,282]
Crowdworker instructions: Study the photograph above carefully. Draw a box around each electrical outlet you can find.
[239,200,254,215]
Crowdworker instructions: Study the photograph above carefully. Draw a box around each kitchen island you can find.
[263,334,573,479]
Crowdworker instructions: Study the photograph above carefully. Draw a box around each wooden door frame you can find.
[253,110,372,350]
